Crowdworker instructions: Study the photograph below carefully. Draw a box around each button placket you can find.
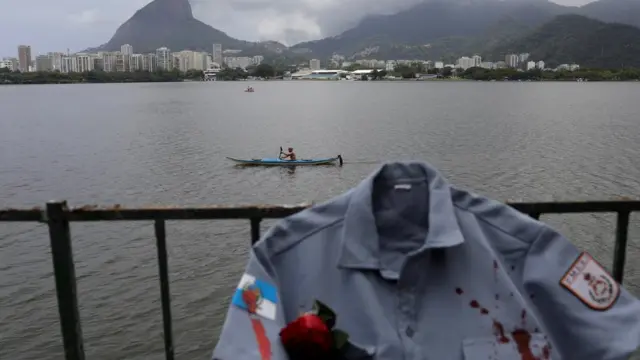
[398,258,419,352]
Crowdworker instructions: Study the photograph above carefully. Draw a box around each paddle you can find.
[279,146,284,159]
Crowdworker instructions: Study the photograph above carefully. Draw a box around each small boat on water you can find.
[227,155,343,166]
[245,86,255,92]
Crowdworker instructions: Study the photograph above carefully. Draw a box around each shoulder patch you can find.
[231,274,278,320]
[560,252,620,311]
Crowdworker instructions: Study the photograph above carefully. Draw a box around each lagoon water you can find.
[1,81,640,359]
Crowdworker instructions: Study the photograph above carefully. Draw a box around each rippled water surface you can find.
[1,81,640,359]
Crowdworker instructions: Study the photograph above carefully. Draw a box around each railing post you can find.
[612,211,631,284]
[250,218,261,245]
[46,201,85,360]
[154,220,175,360]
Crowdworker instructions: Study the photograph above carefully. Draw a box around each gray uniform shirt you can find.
[213,161,640,360]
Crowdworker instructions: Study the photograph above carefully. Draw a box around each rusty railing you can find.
[1,199,639,360]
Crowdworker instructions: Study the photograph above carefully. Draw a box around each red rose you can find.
[279,314,334,360]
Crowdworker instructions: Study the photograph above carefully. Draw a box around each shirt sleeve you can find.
[523,226,640,359]
[212,248,289,360]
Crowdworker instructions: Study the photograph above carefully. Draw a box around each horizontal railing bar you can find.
[1,200,639,223]
[0,200,640,222]
[508,200,640,214]
[0,204,312,222]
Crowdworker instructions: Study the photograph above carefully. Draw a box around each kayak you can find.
[227,155,343,166]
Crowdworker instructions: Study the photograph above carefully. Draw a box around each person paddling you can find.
[281,147,296,161]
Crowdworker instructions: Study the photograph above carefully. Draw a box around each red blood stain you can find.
[470,300,480,308]
[492,320,510,343]
[250,317,272,360]
[493,260,499,270]
[521,309,527,327]
[480,308,489,315]
[542,344,551,359]
[512,329,535,360]
[456,287,464,295]
[243,289,271,360]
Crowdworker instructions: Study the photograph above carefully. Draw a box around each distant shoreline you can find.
[3,78,640,85]
[3,67,640,85]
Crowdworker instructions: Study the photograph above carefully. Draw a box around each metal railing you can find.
[1,199,639,360]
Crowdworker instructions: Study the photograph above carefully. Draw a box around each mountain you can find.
[290,0,573,60]
[487,14,640,68]
[580,0,640,28]
[90,0,252,53]
[290,0,640,61]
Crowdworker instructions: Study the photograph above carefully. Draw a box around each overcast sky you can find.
[0,0,595,57]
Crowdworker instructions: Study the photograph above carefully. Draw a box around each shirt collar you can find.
[337,161,465,270]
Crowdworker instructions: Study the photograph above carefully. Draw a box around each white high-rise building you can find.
[212,44,223,67]
[505,54,519,68]
[309,59,321,70]
[61,56,73,73]
[156,47,172,71]
[101,52,118,72]
[472,55,482,67]
[143,54,157,72]
[173,50,207,71]
[49,52,63,71]
[73,54,94,72]
[456,57,475,70]
[121,44,133,56]
[130,54,143,71]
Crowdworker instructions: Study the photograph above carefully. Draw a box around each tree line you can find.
[0,63,296,84]
[459,67,640,81]
[0,67,204,84]
[4,64,639,83]
[215,64,294,80]
[343,62,640,81]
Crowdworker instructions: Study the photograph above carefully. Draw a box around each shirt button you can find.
[405,326,414,338]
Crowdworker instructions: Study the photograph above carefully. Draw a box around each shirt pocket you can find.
[462,334,553,360]
[343,340,377,360]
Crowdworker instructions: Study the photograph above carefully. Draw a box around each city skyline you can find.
[0,43,267,74]
[1,42,576,76]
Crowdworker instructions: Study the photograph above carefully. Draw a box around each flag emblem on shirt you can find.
[232,274,278,320]
[560,252,620,311]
